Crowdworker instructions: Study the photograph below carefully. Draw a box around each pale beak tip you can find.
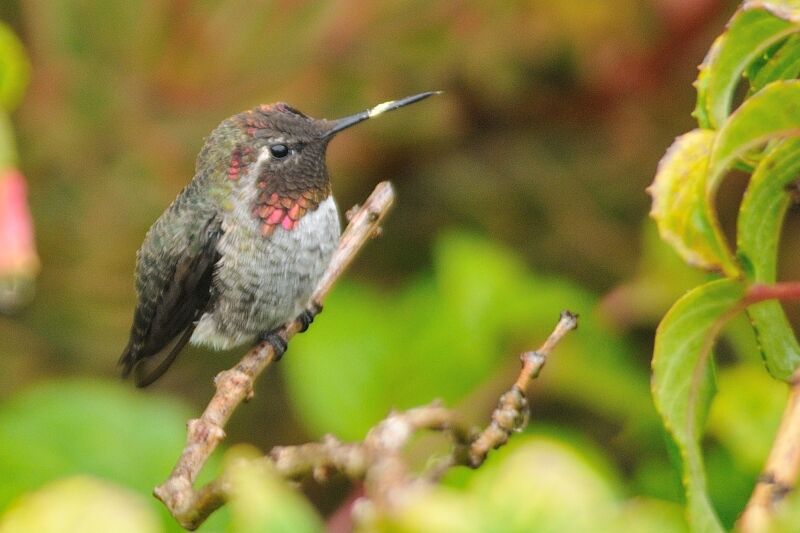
[367,90,442,118]
[324,90,442,138]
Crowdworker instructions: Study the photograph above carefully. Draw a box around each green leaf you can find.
[285,233,647,440]
[706,365,787,472]
[652,279,746,532]
[0,476,161,533]
[672,80,800,279]
[738,139,800,280]
[738,138,800,378]
[649,129,738,275]
[376,436,630,532]
[694,8,797,129]
[745,291,799,382]
[283,234,532,440]
[370,489,478,533]
[225,446,323,533]
[748,34,800,94]
[0,22,29,112]
[610,499,688,533]
[0,380,225,532]
[467,438,619,532]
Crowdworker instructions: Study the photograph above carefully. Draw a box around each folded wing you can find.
[119,216,221,387]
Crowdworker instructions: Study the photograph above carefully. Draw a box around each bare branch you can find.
[739,369,800,532]
[468,310,578,467]
[154,181,395,530]
[159,311,576,529]
[153,178,578,530]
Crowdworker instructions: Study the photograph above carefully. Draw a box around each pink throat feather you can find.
[252,188,327,237]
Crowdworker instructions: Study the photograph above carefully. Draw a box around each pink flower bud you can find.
[0,168,39,311]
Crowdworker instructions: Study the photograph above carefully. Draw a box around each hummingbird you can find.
[120,92,438,387]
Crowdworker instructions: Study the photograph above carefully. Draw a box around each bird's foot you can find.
[297,302,323,333]
[258,303,322,360]
[259,330,288,360]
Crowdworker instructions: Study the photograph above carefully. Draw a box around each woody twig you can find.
[154,179,578,530]
[158,309,576,529]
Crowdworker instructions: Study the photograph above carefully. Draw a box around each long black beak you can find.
[322,91,442,139]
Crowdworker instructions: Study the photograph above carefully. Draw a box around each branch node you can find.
[521,351,546,378]
[313,465,333,483]
[371,415,412,451]
[322,433,340,446]
[187,419,226,445]
[345,204,360,221]
[214,368,253,397]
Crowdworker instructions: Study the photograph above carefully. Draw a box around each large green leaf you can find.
[694,8,798,129]
[738,138,800,379]
[0,380,226,532]
[465,438,620,533]
[652,279,746,532]
[706,365,787,473]
[284,233,647,441]
[226,446,323,533]
[0,476,160,533]
[649,129,738,275]
[384,437,687,533]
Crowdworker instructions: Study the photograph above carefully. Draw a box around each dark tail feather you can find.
[133,325,196,387]
[118,324,196,387]
[119,339,137,379]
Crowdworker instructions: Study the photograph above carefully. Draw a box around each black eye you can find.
[269,144,290,159]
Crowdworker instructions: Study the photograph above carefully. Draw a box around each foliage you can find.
[5,0,795,531]
[0,20,28,115]
[219,435,688,533]
[372,436,685,533]
[0,476,160,533]
[225,446,324,533]
[285,232,646,441]
[649,1,800,530]
[0,381,227,532]
[0,0,692,386]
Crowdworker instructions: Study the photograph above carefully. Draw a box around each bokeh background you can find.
[1,0,792,531]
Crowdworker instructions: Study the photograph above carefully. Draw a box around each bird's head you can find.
[202,92,440,235]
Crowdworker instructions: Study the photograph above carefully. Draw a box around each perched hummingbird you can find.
[120,92,438,386]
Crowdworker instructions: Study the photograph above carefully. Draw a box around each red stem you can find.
[746,282,800,304]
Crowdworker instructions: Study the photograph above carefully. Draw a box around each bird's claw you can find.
[297,302,323,333]
[259,331,288,360]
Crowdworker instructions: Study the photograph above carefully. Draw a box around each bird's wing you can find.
[119,215,222,387]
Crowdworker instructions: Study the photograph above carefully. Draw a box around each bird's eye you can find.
[269,144,290,159]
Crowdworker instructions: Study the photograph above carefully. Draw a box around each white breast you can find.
[191,147,341,350]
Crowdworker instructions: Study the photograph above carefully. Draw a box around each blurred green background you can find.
[1,0,793,531]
